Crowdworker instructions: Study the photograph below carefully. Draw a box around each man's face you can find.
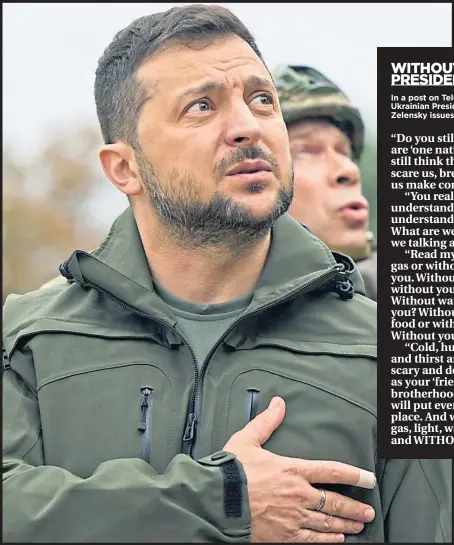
[287,118,369,258]
[133,35,293,249]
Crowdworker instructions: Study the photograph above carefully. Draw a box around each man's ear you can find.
[98,142,142,196]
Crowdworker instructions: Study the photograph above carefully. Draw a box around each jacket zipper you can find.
[59,266,200,455]
[138,387,153,462]
[245,388,260,425]
[60,260,346,459]
[3,348,12,376]
[180,263,346,457]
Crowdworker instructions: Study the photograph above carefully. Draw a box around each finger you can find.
[303,460,376,489]
[317,489,375,523]
[241,396,286,446]
[291,529,345,543]
[299,509,365,535]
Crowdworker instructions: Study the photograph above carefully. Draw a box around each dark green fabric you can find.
[154,280,251,368]
[3,207,451,542]
[356,249,377,302]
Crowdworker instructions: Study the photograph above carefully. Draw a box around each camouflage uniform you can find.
[273,65,377,301]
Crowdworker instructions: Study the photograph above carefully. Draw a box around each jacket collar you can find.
[61,206,365,317]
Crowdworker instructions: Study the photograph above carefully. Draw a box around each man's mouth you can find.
[226,160,273,176]
[338,201,369,222]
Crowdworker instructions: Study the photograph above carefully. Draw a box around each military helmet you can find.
[273,65,365,161]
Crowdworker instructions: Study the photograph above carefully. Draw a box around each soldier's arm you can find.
[3,348,251,542]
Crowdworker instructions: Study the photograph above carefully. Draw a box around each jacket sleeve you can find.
[3,359,251,543]
[380,458,452,542]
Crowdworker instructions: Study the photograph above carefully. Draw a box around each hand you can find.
[224,397,376,543]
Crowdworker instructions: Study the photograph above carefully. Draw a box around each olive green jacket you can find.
[3,208,451,542]
[357,249,377,302]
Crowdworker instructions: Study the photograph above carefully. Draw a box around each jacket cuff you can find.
[197,450,251,536]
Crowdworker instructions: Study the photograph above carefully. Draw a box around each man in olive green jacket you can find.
[3,5,451,543]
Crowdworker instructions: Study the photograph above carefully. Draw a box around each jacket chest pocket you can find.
[39,363,178,477]
[138,387,154,462]
[211,365,377,475]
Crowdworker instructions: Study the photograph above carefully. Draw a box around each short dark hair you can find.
[94,4,266,147]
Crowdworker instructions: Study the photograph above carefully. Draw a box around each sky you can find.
[3,2,452,224]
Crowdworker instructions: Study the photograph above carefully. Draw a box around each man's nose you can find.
[330,153,361,186]
[223,101,262,148]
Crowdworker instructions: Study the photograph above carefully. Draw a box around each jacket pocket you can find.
[245,388,260,425]
[217,363,376,473]
[138,386,154,463]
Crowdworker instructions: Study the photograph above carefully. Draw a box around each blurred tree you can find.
[3,126,109,303]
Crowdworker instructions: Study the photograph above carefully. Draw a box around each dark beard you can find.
[134,146,294,254]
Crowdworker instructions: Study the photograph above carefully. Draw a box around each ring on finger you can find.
[314,488,326,512]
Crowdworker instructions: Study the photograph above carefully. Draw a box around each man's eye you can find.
[291,147,310,158]
[186,100,212,113]
[340,149,353,159]
[250,93,274,106]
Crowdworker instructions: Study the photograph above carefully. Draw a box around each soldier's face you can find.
[287,119,369,259]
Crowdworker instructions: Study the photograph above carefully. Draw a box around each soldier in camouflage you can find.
[273,68,453,535]
[273,65,377,301]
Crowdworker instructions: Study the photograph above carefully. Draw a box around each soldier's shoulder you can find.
[3,281,71,351]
